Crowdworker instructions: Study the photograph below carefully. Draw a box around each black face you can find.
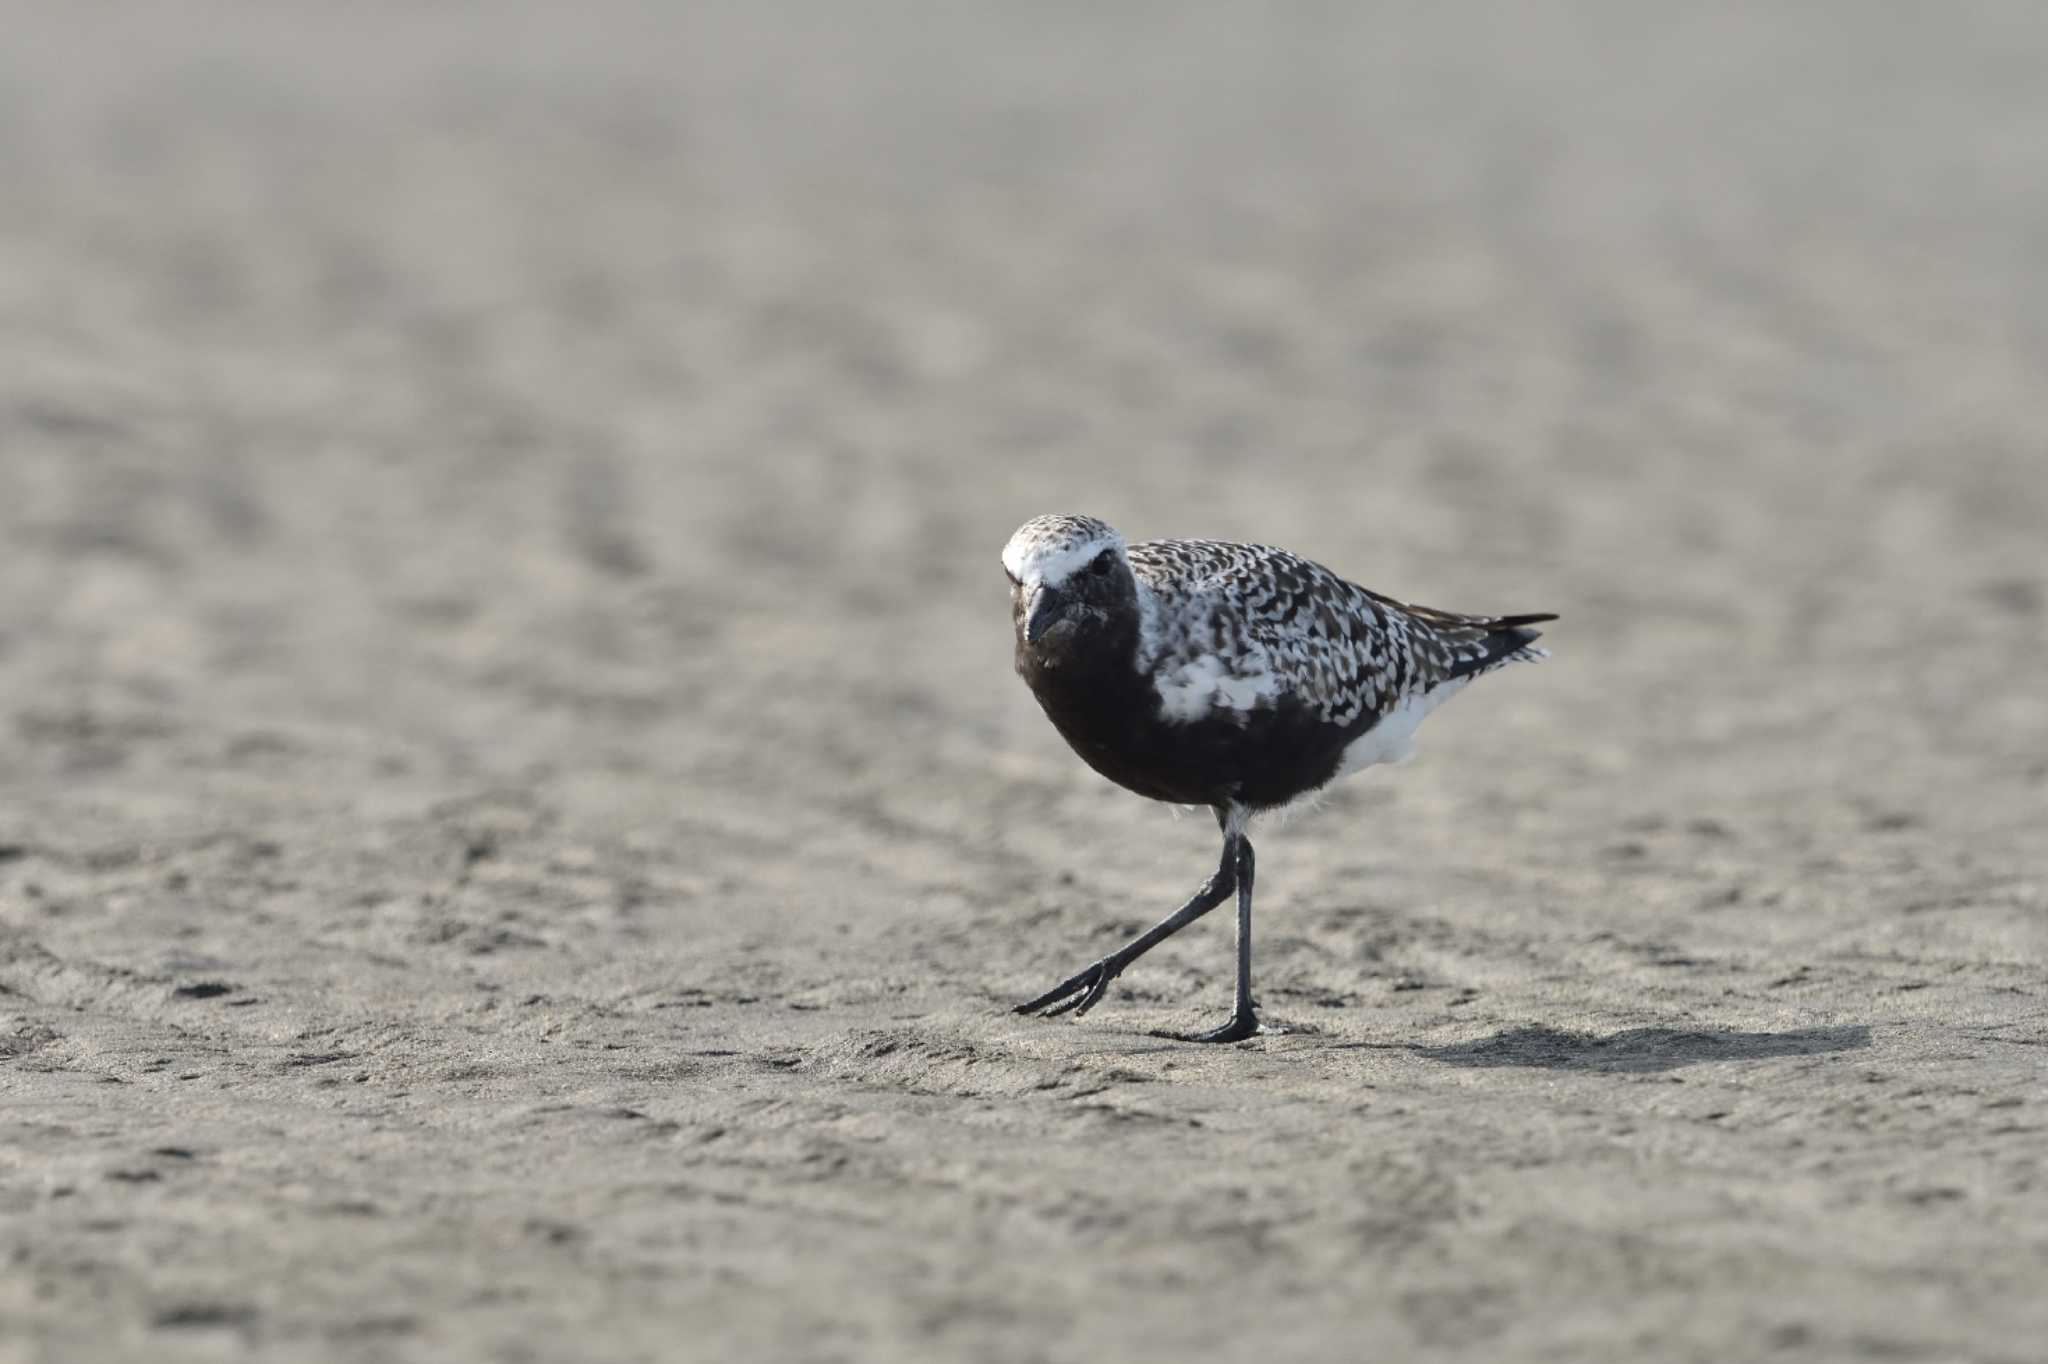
[1012,548,1138,657]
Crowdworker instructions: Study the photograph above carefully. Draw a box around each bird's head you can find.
[1002,514,1136,657]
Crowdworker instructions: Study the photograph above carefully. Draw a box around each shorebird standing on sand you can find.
[1004,513,1555,1042]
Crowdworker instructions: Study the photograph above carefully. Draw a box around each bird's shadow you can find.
[1407,1023,1872,1074]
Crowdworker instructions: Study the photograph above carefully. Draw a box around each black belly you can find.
[1022,651,1359,810]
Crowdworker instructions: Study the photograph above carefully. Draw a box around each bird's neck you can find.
[1019,603,1147,716]
[1132,579,1164,672]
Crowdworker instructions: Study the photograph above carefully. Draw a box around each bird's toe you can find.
[1153,1010,1263,1044]
[1014,958,1119,1019]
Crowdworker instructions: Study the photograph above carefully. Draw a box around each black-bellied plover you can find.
[1004,513,1554,1042]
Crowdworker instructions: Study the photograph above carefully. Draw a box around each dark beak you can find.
[1023,585,1072,646]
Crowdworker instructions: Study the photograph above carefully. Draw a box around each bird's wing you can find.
[1128,539,1552,728]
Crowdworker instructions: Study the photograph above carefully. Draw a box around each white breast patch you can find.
[1153,651,1280,724]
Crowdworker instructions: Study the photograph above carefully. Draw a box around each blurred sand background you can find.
[2,3,2045,1360]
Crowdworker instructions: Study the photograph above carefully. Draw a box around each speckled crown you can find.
[1001,514,1124,585]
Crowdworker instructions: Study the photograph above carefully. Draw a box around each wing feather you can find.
[1127,539,1551,728]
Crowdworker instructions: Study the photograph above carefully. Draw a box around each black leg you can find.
[1154,835,1262,1043]
[1014,829,1240,1020]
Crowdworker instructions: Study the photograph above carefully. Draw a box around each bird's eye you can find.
[1088,552,1115,578]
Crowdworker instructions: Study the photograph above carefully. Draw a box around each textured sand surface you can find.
[3,5,2046,1361]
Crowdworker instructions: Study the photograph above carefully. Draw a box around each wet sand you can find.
[2,5,2045,1361]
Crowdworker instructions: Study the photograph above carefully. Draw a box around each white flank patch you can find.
[1153,651,1280,723]
[1333,678,1471,778]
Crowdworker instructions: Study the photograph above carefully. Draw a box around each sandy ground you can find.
[3,4,2046,1361]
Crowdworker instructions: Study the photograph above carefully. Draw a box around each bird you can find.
[1003,513,1555,1042]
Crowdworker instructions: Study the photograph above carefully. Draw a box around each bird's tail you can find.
[1445,612,1557,679]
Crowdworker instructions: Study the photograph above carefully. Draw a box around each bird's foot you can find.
[1014,956,1124,1019]
[1152,1009,1266,1044]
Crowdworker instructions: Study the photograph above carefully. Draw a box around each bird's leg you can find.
[1156,835,1262,1043]
[1013,833,1240,1020]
